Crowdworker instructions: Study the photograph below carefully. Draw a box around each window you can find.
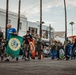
[42,30,48,39]
[8,19,11,24]
[19,22,22,30]
[29,27,38,37]
[46,31,48,39]
[42,30,46,38]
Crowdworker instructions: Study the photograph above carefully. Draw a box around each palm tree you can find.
[6,0,9,40]
[69,22,75,36]
[64,0,67,40]
[40,0,42,38]
[17,0,21,33]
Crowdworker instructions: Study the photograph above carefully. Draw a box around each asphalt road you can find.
[0,58,76,75]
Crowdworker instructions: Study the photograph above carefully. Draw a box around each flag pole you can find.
[17,0,21,33]
[5,0,9,40]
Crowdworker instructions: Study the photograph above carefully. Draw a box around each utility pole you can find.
[64,0,67,40]
[17,0,21,33]
[40,0,42,38]
[5,0,9,40]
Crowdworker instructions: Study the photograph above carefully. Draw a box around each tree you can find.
[69,22,75,35]
[64,0,67,40]
[17,0,21,33]
[6,0,9,40]
[40,0,42,38]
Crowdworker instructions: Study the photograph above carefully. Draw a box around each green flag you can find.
[6,34,23,58]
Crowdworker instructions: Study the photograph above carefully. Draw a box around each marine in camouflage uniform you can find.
[34,34,39,54]
[50,39,56,60]
[55,41,60,60]
[64,37,70,60]
[23,31,33,61]
[34,34,43,59]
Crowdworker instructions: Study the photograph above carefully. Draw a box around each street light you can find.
[69,22,75,36]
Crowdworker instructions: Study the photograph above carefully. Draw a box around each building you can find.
[0,8,54,42]
[0,8,27,37]
[28,21,54,41]
[54,31,65,37]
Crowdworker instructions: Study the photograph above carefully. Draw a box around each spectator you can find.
[72,39,76,60]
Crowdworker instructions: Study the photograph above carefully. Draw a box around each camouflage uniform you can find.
[35,38,43,59]
[50,41,56,60]
[55,41,60,60]
[64,39,70,60]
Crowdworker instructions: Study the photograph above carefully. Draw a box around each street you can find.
[0,58,76,75]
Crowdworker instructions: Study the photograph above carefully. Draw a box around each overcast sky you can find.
[0,0,76,36]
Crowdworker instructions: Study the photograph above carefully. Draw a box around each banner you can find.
[28,39,36,59]
[6,34,23,58]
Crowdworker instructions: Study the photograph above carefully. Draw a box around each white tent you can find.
[54,36,65,44]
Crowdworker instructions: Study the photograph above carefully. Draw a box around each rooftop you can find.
[54,31,65,37]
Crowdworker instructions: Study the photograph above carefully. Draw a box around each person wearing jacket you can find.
[23,30,33,61]
[72,38,76,60]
